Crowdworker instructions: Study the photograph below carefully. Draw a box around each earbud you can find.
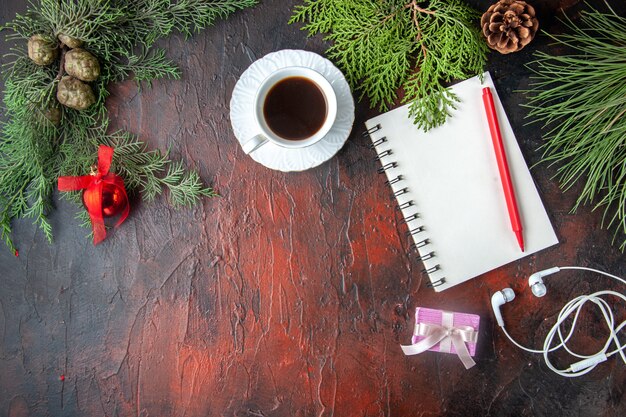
[529,276,547,297]
[492,266,626,378]
[491,288,515,327]
[528,267,560,298]
[492,269,560,327]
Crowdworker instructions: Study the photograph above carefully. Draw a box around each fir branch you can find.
[0,104,58,245]
[0,0,255,251]
[134,0,259,42]
[159,161,217,207]
[1,215,18,255]
[113,48,181,84]
[524,4,626,250]
[74,206,93,236]
[101,132,216,206]
[290,0,488,130]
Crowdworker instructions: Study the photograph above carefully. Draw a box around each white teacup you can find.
[242,67,337,154]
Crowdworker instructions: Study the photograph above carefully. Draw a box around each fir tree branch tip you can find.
[290,0,488,131]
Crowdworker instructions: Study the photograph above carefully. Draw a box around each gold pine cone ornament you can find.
[64,48,101,82]
[27,34,58,66]
[56,76,96,110]
[481,0,539,54]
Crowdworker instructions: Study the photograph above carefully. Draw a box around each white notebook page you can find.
[366,72,558,292]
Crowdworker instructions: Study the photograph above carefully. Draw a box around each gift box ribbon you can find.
[401,311,478,369]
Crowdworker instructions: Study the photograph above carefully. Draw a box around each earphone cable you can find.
[560,266,626,286]
[542,290,626,377]
[501,266,626,377]
[500,326,555,354]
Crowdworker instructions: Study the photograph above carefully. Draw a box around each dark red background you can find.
[1,1,624,416]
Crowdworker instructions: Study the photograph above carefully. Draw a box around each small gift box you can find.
[401,307,480,369]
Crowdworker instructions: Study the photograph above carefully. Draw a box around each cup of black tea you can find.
[242,67,337,154]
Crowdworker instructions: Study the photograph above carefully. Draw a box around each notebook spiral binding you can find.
[385,175,402,186]
[397,201,413,210]
[377,162,397,174]
[373,149,392,161]
[364,124,382,137]
[365,125,446,289]
[394,187,408,197]
[426,278,446,288]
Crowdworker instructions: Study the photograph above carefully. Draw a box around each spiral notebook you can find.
[365,72,558,292]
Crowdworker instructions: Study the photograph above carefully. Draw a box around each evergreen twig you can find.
[290,0,488,130]
[524,3,626,250]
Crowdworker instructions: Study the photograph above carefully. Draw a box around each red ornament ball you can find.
[82,181,128,218]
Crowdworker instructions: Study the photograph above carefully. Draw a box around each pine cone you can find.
[43,106,62,125]
[57,76,96,110]
[64,48,101,82]
[27,35,58,66]
[481,0,539,54]
[58,33,83,49]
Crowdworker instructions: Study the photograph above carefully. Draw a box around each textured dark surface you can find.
[1,1,625,416]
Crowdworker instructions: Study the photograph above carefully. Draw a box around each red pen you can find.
[482,86,524,252]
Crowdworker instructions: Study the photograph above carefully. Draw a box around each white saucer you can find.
[229,50,355,172]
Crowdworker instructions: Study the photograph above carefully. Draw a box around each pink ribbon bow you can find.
[401,320,478,369]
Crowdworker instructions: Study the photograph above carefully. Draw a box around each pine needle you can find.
[523,4,626,251]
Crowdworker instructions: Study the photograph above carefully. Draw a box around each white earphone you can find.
[492,266,626,377]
